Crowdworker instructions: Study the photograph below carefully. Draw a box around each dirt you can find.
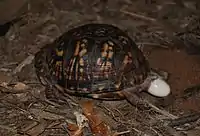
[145,47,200,112]
[1,0,200,136]
[147,48,200,95]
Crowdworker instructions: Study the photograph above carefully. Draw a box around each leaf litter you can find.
[1,0,200,136]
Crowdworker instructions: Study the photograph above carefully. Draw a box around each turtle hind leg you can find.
[119,81,149,106]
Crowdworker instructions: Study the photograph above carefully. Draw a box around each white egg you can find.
[147,78,170,97]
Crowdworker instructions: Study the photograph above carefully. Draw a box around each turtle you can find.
[34,23,170,105]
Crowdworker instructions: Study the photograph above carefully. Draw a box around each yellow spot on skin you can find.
[56,49,64,56]
[79,58,84,66]
[109,46,113,50]
[79,49,87,57]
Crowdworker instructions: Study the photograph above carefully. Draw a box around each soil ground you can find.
[0,0,200,136]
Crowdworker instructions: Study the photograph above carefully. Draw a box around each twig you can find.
[21,14,55,34]
[120,9,185,48]
[12,55,35,74]
[0,62,18,68]
[120,9,156,22]
[136,42,169,49]
[101,105,120,122]
[175,118,200,131]
[150,127,163,136]
[0,68,12,72]
[113,130,130,136]
[132,127,152,136]
[144,100,178,120]
[168,112,200,127]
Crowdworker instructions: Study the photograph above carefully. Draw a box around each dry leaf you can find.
[81,101,113,136]
[66,123,83,136]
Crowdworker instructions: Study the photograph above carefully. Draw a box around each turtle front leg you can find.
[121,77,152,105]
[122,73,171,106]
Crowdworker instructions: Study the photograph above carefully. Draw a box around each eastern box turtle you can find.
[34,23,170,104]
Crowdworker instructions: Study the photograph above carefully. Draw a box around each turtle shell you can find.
[35,23,150,100]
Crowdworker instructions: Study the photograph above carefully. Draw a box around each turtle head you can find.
[147,70,171,97]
